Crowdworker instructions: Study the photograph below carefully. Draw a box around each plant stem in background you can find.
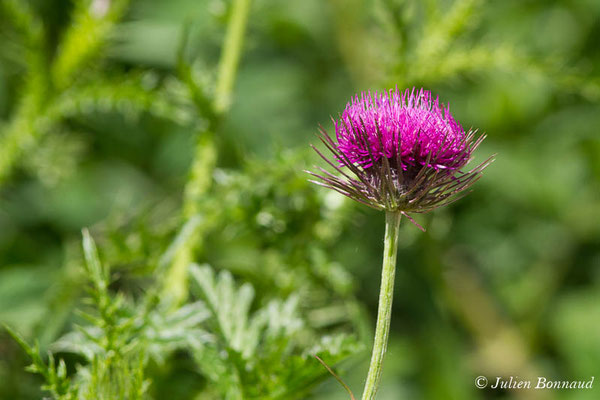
[214,0,252,114]
[362,211,401,400]
[162,0,252,304]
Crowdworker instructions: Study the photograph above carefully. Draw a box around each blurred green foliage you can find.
[0,0,599,399]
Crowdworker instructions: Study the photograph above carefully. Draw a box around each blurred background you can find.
[1,0,599,399]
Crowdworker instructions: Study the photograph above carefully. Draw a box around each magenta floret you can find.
[307,87,493,218]
[335,88,469,170]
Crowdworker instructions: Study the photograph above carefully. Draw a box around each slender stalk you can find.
[214,0,252,113]
[162,0,252,304]
[315,355,356,400]
[361,211,402,400]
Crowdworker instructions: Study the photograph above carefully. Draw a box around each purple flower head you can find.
[308,87,494,229]
[336,88,469,170]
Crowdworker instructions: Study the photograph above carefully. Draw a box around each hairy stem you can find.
[214,0,252,113]
[163,0,252,305]
[361,211,401,400]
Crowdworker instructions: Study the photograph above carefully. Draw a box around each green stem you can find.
[361,211,402,400]
[214,0,252,114]
[162,0,252,305]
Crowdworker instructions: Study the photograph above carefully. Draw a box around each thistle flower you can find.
[307,87,494,400]
[308,87,494,229]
